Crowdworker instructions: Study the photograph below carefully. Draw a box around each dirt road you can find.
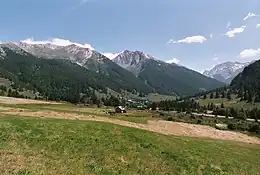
[1,107,260,145]
[0,96,61,104]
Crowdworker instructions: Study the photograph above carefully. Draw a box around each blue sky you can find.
[0,0,260,72]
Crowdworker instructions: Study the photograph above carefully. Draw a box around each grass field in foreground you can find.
[1,116,260,175]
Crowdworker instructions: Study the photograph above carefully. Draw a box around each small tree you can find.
[238,89,244,99]
[210,92,214,99]
[7,89,12,97]
[248,91,253,102]
[221,102,224,108]
[244,91,249,101]
[96,99,102,108]
[248,124,260,133]
[150,102,157,110]
[230,108,238,118]
[221,91,226,98]
[227,91,232,101]
[210,102,214,110]
[215,91,220,98]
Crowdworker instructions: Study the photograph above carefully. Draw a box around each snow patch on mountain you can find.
[0,42,29,56]
[203,61,251,83]
[103,52,121,60]
[12,42,95,65]
[21,38,94,50]
[0,46,6,59]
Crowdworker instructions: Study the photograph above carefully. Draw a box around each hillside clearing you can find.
[199,98,260,109]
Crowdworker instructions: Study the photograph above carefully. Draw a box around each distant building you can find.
[115,106,127,113]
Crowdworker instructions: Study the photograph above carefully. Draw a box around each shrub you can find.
[186,110,192,115]
[249,124,260,133]
[167,117,173,121]
[228,123,236,130]
[190,114,196,119]
[236,123,248,131]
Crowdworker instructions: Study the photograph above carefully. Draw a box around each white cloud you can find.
[167,35,207,44]
[224,25,246,38]
[256,24,260,28]
[71,0,90,11]
[240,48,260,58]
[103,52,120,59]
[226,22,231,29]
[21,38,94,50]
[80,0,89,5]
[243,12,258,20]
[166,58,180,64]
[213,57,219,61]
[209,33,213,39]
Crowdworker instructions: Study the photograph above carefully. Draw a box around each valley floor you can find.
[0,106,259,144]
[0,96,260,174]
[0,96,259,144]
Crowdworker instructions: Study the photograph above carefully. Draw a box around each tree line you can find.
[156,99,260,120]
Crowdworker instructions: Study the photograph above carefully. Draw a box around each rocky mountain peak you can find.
[112,50,155,75]
[120,50,154,59]
[203,61,252,84]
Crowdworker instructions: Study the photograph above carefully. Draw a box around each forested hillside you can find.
[138,60,225,96]
[0,47,152,102]
[231,60,260,102]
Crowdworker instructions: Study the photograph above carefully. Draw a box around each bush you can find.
[249,124,260,133]
[167,117,173,121]
[186,110,192,115]
[197,120,202,124]
[236,123,248,131]
[159,112,165,116]
[228,123,236,130]
[189,114,196,119]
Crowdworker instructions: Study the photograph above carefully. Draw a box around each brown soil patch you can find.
[1,108,260,145]
[0,96,61,104]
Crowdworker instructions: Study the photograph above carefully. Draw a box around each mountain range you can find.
[0,42,224,99]
[113,51,224,96]
[203,61,252,84]
[0,43,152,95]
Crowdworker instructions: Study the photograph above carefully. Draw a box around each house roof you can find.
[116,106,125,110]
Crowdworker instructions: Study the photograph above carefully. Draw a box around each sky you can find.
[0,0,260,72]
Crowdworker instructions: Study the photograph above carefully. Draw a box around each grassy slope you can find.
[199,97,260,109]
[1,116,260,175]
[147,93,177,102]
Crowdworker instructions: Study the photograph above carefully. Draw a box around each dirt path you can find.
[0,96,61,104]
[1,108,260,145]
